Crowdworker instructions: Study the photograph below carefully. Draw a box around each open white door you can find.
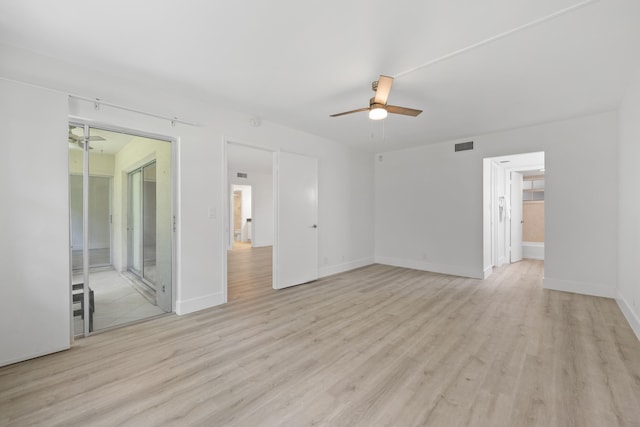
[273,151,318,289]
[510,171,523,263]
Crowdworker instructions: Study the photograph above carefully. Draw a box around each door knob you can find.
[311,224,317,228]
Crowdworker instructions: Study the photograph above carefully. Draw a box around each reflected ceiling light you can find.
[369,105,388,120]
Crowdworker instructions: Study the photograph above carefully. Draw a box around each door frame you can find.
[68,118,178,336]
[510,171,524,263]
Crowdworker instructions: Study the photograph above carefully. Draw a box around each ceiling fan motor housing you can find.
[369,98,385,109]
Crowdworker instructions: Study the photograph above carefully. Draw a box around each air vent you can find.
[237,172,248,178]
[454,141,473,152]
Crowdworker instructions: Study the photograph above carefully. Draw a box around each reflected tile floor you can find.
[73,268,166,333]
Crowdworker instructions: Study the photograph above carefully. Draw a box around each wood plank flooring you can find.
[1,250,639,426]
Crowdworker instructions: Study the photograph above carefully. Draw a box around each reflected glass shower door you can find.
[142,163,157,284]
[128,161,158,288]
[128,169,143,276]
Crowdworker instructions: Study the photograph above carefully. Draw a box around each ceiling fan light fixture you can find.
[369,106,387,120]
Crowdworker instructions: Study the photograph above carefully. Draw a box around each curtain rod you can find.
[393,0,599,79]
[69,94,199,127]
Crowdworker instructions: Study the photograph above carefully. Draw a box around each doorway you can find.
[224,142,320,300]
[69,123,174,336]
[225,143,274,300]
[231,184,252,248]
[483,151,545,275]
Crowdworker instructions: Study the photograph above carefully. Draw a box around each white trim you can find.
[523,241,545,260]
[543,277,615,299]
[319,257,374,278]
[375,256,484,279]
[252,241,273,248]
[176,291,225,315]
[272,150,280,289]
[616,293,640,342]
[483,266,493,279]
[222,137,229,304]
[1,345,70,369]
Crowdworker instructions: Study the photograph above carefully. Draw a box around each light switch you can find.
[208,207,216,219]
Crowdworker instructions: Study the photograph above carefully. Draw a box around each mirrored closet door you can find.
[69,123,173,336]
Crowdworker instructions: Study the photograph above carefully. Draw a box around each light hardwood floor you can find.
[1,250,639,426]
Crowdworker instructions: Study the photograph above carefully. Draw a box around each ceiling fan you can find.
[68,126,105,149]
[330,75,422,120]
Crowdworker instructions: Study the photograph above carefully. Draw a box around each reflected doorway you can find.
[483,151,545,274]
[232,184,252,246]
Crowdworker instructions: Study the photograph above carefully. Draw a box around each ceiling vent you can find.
[454,141,473,152]
[237,172,248,178]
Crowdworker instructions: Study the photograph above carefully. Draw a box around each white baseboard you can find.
[176,291,226,315]
[319,257,374,278]
[523,242,545,260]
[617,293,640,342]
[0,345,70,368]
[483,266,493,279]
[543,277,615,299]
[252,241,273,248]
[375,256,484,279]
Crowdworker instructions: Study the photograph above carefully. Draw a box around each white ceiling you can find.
[2,0,639,152]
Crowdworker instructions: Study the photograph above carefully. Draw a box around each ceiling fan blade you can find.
[373,75,393,105]
[386,105,423,117]
[68,132,105,142]
[68,139,94,150]
[329,107,370,117]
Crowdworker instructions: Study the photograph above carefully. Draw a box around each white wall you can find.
[0,78,71,367]
[0,44,375,362]
[618,73,640,340]
[375,111,618,298]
